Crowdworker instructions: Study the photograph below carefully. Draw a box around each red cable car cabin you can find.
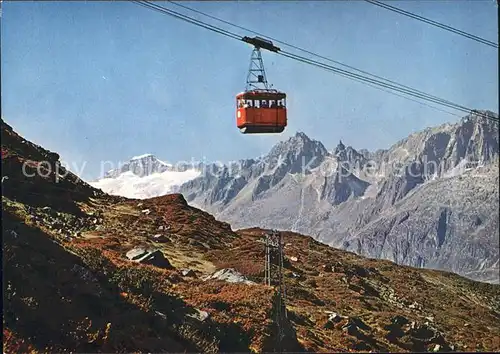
[236,90,287,134]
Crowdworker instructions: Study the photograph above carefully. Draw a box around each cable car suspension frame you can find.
[237,36,287,134]
[243,36,280,92]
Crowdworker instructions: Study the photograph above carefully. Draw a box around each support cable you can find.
[365,0,498,48]
[133,1,499,123]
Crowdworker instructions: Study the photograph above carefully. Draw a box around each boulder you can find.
[323,311,346,329]
[47,151,60,162]
[203,268,255,285]
[322,264,334,272]
[341,316,371,336]
[125,247,172,269]
[391,315,410,326]
[409,301,422,310]
[155,311,167,320]
[181,269,197,277]
[151,234,169,243]
[327,312,344,323]
[187,308,209,322]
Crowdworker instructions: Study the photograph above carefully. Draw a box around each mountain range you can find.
[91,110,500,284]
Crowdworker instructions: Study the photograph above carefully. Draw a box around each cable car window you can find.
[254,100,260,108]
[269,100,276,108]
[245,100,253,108]
[261,100,268,108]
[238,99,245,108]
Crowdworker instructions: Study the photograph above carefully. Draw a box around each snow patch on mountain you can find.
[90,169,200,199]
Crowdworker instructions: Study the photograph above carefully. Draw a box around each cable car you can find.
[236,37,287,134]
[236,90,287,133]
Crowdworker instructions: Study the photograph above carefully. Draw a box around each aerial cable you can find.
[279,50,471,114]
[167,0,487,113]
[283,50,497,123]
[166,0,461,118]
[365,0,498,48]
[280,50,497,121]
[323,76,461,118]
[135,0,497,122]
[164,1,497,121]
[133,1,240,40]
[133,1,499,123]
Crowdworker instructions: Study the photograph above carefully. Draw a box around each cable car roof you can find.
[236,90,286,99]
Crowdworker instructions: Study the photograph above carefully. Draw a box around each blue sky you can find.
[2,1,498,180]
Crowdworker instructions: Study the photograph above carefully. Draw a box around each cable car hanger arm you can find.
[242,36,281,52]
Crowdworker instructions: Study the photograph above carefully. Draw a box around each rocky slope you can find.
[173,111,499,284]
[340,160,499,284]
[3,118,500,352]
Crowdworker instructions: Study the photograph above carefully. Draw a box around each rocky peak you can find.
[373,110,499,179]
[265,132,328,173]
[466,109,498,123]
[335,140,346,154]
[334,141,368,172]
[269,132,327,156]
[295,131,311,140]
[423,111,499,173]
[104,154,173,178]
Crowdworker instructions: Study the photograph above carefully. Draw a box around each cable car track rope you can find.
[164,0,472,118]
[165,1,463,118]
[133,0,499,123]
[134,0,241,40]
[364,0,498,49]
